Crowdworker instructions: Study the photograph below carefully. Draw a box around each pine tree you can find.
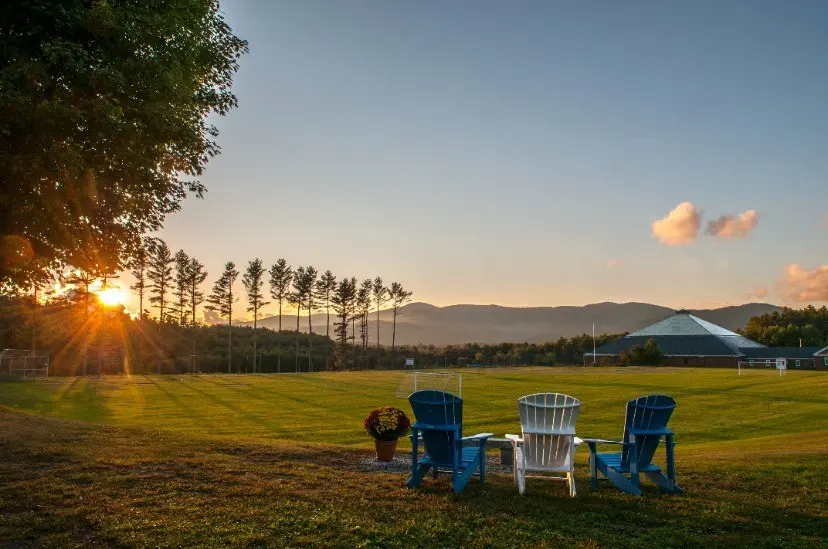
[331,277,356,370]
[186,258,208,326]
[206,262,239,373]
[315,270,337,339]
[372,277,387,348]
[289,266,306,371]
[302,267,319,371]
[172,250,190,326]
[128,237,152,321]
[147,239,174,323]
[388,282,413,365]
[357,279,373,356]
[242,258,269,373]
[268,259,293,332]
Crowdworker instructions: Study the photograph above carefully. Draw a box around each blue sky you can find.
[149,0,828,315]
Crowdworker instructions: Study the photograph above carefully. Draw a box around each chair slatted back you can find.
[621,394,676,470]
[518,393,581,469]
[409,390,463,465]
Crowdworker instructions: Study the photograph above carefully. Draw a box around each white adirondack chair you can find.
[505,393,582,496]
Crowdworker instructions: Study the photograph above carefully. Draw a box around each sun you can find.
[96,287,126,307]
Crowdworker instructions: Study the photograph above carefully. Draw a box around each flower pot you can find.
[374,439,398,461]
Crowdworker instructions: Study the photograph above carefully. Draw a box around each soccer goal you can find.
[395,371,462,398]
[737,358,786,376]
[0,349,49,379]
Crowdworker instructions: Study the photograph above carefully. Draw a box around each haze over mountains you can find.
[240,302,781,346]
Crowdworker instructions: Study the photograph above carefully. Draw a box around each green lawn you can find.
[1,367,826,547]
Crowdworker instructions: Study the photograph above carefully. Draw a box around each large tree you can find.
[186,258,208,326]
[388,282,413,364]
[315,270,337,339]
[302,267,319,371]
[147,239,173,323]
[242,258,269,372]
[331,277,356,371]
[205,262,238,373]
[357,279,373,356]
[172,250,190,326]
[372,277,387,348]
[128,237,152,321]
[289,266,306,371]
[0,0,247,291]
[268,259,292,332]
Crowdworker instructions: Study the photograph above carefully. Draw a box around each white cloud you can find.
[780,264,828,302]
[652,202,701,246]
[705,210,759,239]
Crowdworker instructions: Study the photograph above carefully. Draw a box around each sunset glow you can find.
[96,287,127,307]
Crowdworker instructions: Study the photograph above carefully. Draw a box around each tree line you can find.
[738,305,828,347]
[121,237,415,371]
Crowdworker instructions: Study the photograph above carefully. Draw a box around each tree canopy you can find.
[0,0,247,291]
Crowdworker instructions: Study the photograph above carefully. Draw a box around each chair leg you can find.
[479,447,486,485]
[568,472,576,497]
[590,454,598,490]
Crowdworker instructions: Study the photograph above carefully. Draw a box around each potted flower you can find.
[363,407,411,461]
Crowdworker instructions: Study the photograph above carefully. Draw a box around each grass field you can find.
[1,367,826,547]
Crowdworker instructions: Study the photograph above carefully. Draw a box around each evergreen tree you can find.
[242,258,269,372]
[388,282,413,365]
[372,277,387,349]
[331,277,357,370]
[147,239,174,323]
[268,259,293,332]
[205,262,239,373]
[315,270,337,339]
[186,258,208,326]
[172,250,190,326]
[128,237,152,321]
[303,267,319,371]
[289,266,307,371]
[357,279,373,356]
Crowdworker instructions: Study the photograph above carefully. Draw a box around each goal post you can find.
[737,358,785,376]
[396,371,462,398]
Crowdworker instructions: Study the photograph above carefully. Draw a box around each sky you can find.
[126,0,828,318]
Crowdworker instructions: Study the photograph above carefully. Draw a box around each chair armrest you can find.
[412,422,460,432]
[461,432,494,442]
[581,437,632,455]
[581,438,628,445]
[573,436,583,446]
[628,427,674,437]
[505,434,522,445]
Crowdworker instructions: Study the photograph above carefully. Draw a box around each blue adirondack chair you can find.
[407,390,493,493]
[584,394,682,496]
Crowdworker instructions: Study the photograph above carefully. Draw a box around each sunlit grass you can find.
[0,367,825,547]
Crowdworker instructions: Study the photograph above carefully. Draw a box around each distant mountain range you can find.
[237,302,782,346]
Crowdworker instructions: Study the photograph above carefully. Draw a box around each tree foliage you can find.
[739,306,828,347]
[172,250,190,326]
[620,338,664,366]
[0,0,247,290]
[147,239,173,323]
[268,259,293,332]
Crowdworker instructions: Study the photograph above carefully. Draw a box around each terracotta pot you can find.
[374,438,398,461]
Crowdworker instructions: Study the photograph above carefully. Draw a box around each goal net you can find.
[737,358,785,376]
[395,371,462,398]
[0,349,49,379]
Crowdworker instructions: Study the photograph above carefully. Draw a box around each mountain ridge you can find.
[235,301,781,345]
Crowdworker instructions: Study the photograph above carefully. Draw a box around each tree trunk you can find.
[308,301,313,373]
[326,298,330,339]
[278,299,282,331]
[227,287,232,374]
[295,305,300,372]
[253,310,257,374]
[391,308,397,368]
